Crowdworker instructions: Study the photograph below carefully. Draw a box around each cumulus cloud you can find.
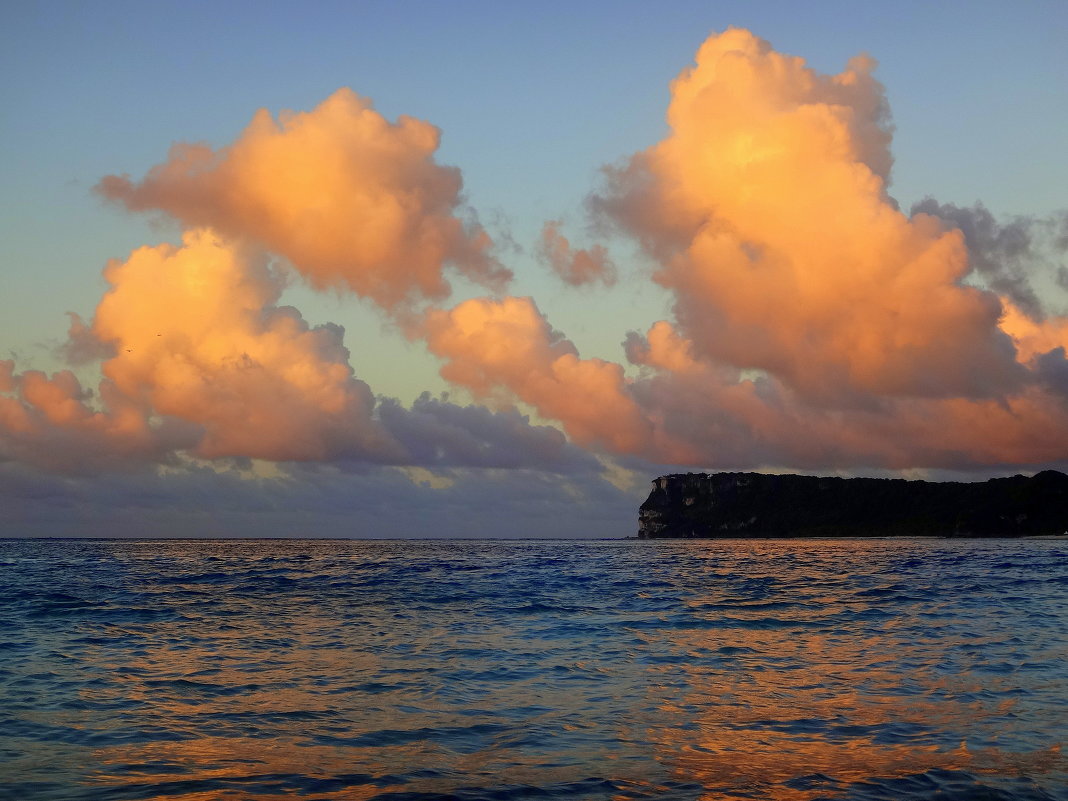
[422,296,672,456]
[8,41,1068,490]
[96,88,510,312]
[1,230,591,474]
[622,322,1068,470]
[591,28,1023,403]
[0,361,194,473]
[90,228,401,462]
[61,312,114,365]
[998,302,1068,363]
[1034,348,1068,399]
[406,29,1068,472]
[413,295,1068,471]
[910,200,1068,320]
[420,298,773,467]
[537,221,616,286]
[1,228,397,471]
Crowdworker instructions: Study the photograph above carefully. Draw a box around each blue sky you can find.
[1,1,1066,536]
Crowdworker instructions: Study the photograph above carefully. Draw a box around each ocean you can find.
[0,538,1065,800]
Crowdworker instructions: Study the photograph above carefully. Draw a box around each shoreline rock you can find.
[638,471,1068,539]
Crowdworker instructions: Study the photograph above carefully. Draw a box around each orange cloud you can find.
[2,228,598,473]
[537,221,616,286]
[423,297,666,455]
[97,88,510,312]
[401,31,1068,471]
[999,301,1068,362]
[621,320,1068,469]
[89,228,399,462]
[7,37,1067,478]
[417,296,1068,472]
[593,28,1024,403]
[1,229,402,470]
[0,362,187,473]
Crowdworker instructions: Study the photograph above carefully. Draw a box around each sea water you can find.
[0,538,1065,801]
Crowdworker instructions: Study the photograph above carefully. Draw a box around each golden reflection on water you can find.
[80,611,419,800]
[38,540,1064,800]
[83,610,1065,801]
[634,616,1064,800]
[79,608,652,800]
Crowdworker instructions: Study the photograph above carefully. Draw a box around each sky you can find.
[2,1,1067,538]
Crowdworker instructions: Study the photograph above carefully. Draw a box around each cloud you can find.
[405,29,1068,472]
[376,392,600,472]
[536,221,616,286]
[1035,348,1068,399]
[591,28,1024,403]
[96,88,510,313]
[423,296,673,456]
[8,35,1068,495]
[2,228,395,471]
[910,200,1068,320]
[61,312,114,365]
[89,228,398,462]
[622,321,1068,470]
[2,230,590,475]
[0,361,193,474]
[998,302,1068,363]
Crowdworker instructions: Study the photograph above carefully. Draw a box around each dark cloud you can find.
[1057,266,1068,293]
[376,393,600,473]
[1035,347,1068,399]
[0,359,600,476]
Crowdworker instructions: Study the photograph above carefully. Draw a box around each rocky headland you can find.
[638,471,1068,538]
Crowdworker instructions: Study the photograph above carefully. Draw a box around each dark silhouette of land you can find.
[639,471,1068,538]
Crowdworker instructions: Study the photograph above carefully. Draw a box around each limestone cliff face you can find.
[638,471,1068,538]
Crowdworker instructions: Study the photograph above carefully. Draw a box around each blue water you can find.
[0,538,1065,801]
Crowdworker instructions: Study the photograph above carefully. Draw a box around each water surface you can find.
[0,538,1065,800]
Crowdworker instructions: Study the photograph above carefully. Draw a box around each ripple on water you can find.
[0,537,1066,801]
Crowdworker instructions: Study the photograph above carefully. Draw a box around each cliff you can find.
[638,471,1068,538]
